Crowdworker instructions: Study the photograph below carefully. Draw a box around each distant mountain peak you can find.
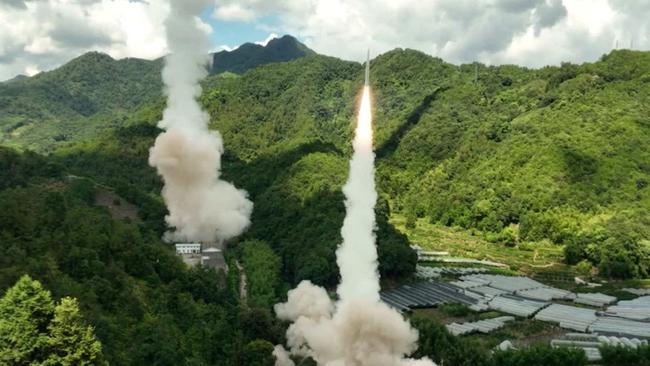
[3,74,28,83]
[267,34,302,46]
[211,34,315,75]
[71,51,115,64]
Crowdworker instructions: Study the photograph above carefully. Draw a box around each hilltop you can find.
[211,34,315,74]
[0,35,314,151]
[1,42,650,364]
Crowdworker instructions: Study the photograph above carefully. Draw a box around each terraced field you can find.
[391,215,569,274]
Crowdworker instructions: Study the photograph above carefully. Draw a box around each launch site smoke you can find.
[149,0,252,243]
[150,4,431,362]
[274,55,435,366]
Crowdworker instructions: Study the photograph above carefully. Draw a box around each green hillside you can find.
[1,45,650,365]
[211,35,315,74]
[0,36,313,152]
[0,146,284,365]
[3,48,649,280]
[378,50,650,279]
[0,52,163,152]
[205,48,650,279]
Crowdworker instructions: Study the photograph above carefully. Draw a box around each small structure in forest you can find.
[175,241,228,272]
[175,243,201,254]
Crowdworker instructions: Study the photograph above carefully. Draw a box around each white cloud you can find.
[255,33,279,46]
[213,3,255,22]
[211,0,650,67]
[24,36,58,55]
[212,33,278,54]
[2,0,649,80]
[218,44,234,52]
[0,0,170,80]
[563,0,615,36]
[24,64,41,76]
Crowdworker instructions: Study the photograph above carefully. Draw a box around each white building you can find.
[174,242,228,272]
[175,243,201,255]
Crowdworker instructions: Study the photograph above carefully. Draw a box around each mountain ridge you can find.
[0,35,315,151]
[211,34,315,74]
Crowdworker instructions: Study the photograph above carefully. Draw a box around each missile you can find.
[364,49,370,86]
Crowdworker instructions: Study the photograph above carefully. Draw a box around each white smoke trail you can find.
[274,85,435,365]
[337,86,379,302]
[149,0,252,243]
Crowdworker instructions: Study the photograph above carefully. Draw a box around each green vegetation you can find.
[438,303,473,317]
[1,42,650,363]
[600,344,650,366]
[209,47,650,281]
[0,275,104,365]
[0,36,313,152]
[376,50,650,280]
[0,52,163,152]
[392,215,566,273]
[239,240,282,308]
[491,344,588,366]
[0,149,283,365]
[211,35,314,75]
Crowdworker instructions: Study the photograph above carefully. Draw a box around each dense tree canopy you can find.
[0,276,104,365]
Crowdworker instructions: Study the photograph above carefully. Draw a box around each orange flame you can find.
[355,86,372,149]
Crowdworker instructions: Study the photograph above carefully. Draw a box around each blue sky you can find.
[200,7,285,52]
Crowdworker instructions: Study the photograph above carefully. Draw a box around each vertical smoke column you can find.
[149,0,252,243]
[273,60,435,366]
[337,85,379,302]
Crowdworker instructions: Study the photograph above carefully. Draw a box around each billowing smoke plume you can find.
[274,86,435,366]
[149,0,252,243]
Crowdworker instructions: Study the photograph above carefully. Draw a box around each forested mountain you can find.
[207,48,649,279]
[1,43,650,364]
[2,74,28,83]
[0,52,163,151]
[0,35,313,152]
[211,35,315,74]
[3,46,650,282]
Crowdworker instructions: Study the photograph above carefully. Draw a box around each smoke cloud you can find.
[149,0,252,243]
[274,87,435,365]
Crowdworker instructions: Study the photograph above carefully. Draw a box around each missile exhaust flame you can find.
[273,54,436,366]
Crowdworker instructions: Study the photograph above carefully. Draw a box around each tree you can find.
[492,345,587,366]
[410,315,491,366]
[0,276,104,366]
[241,240,282,309]
[0,275,55,365]
[241,340,275,366]
[600,344,650,366]
[42,297,104,366]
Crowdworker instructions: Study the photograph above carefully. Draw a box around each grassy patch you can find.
[464,320,565,349]
[391,215,568,274]
[439,303,473,317]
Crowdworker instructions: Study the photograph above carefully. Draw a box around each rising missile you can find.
[364,49,370,86]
